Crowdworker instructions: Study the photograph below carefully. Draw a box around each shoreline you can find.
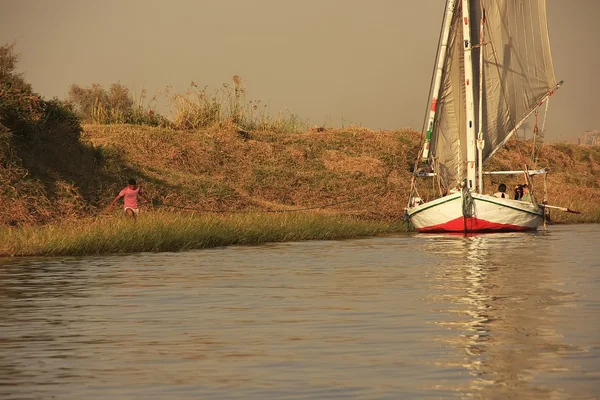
[0,212,411,257]
[2,210,595,258]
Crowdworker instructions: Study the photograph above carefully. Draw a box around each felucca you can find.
[406,0,562,232]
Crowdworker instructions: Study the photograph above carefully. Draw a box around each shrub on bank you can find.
[68,82,171,127]
[69,75,305,133]
[171,76,305,133]
[1,43,127,226]
[1,43,88,225]
[0,43,81,140]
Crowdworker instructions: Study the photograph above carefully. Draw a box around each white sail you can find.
[427,0,556,187]
[427,0,466,188]
[474,0,556,164]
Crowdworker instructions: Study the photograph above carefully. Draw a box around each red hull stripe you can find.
[417,217,536,233]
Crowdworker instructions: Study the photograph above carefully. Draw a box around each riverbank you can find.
[5,123,599,227]
[0,212,408,257]
[2,123,600,257]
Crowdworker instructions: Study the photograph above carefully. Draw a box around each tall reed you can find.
[0,211,410,257]
[170,76,305,133]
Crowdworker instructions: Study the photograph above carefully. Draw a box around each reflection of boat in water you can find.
[423,232,581,397]
[406,0,562,233]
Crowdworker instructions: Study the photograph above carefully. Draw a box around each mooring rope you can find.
[461,183,475,218]
[150,187,389,214]
[460,182,476,231]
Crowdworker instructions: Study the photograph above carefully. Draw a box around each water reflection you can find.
[423,232,579,398]
[0,258,102,397]
[0,227,598,399]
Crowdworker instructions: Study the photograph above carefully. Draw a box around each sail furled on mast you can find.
[472,0,556,164]
[427,0,466,188]
[426,0,556,186]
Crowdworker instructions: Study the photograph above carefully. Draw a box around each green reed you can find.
[0,212,409,257]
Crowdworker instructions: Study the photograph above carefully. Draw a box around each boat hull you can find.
[407,192,543,233]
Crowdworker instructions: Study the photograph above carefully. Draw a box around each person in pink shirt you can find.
[108,178,147,218]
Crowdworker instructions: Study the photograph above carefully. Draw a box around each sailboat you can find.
[406,0,563,233]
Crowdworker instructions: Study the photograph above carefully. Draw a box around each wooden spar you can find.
[462,0,477,190]
[541,204,581,214]
[476,8,485,194]
[482,168,549,176]
[421,0,457,160]
[416,168,548,177]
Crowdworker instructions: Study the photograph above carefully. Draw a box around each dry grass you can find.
[76,124,417,222]
[2,121,599,230]
[170,77,304,133]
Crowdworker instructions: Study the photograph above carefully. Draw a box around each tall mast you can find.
[421,0,458,160]
[461,0,477,189]
[476,9,485,193]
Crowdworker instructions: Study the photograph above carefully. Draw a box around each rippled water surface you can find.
[1,224,599,399]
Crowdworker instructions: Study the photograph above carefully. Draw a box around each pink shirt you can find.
[119,186,141,209]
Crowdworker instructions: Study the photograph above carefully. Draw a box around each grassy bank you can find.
[79,124,417,220]
[0,212,409,257]
[3,43,598,257]
[2,123,599,258]
[80,124,600,222]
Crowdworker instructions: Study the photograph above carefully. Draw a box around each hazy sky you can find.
[1,0,599,141]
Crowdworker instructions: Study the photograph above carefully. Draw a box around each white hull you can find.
[407,192,543,233]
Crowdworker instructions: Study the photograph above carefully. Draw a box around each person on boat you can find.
[493,183,507,199]
[108,178,147,219]
[410,196,423,207]
[520,184,532,202]
[514,185,523,200]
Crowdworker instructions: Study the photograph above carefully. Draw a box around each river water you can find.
[1,224,599,399]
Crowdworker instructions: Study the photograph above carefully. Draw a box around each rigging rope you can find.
[531,109,539,167]
[531,99,551,169]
